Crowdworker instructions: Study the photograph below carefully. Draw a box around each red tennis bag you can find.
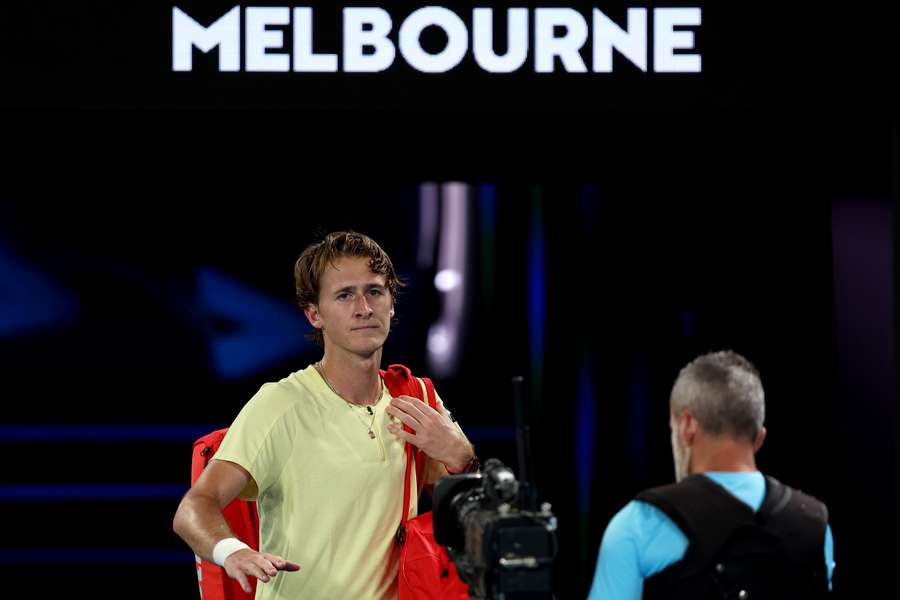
[190,428,260,600]
[381,364,471,600]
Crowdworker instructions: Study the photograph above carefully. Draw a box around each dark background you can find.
[0,1,897,598]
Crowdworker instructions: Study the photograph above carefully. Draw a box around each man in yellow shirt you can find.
[173,231,476,599]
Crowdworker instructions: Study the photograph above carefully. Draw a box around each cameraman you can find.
[588,351,835,599]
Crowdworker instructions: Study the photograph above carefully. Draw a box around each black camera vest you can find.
[638,473,829,600]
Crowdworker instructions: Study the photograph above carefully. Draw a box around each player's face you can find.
[307,255,394,357]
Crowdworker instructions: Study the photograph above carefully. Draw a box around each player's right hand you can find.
[223,548,301,593]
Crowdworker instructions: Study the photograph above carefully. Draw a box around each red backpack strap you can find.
[380,364,413,396]
[380,365,437,536]
[380,364,416,530]
[420,376,438,411]
[400,441,415,533]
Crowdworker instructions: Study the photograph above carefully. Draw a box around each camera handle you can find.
[511,375,538,511]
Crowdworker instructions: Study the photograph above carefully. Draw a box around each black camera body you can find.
[433,459,558,599]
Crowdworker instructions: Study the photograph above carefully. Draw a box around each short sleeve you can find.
[588,500,690,600]
[213,382,297,500]
[588,502,645,600]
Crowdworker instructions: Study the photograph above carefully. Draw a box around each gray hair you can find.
[670,350,765,442]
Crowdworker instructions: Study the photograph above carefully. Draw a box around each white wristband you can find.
[212,537,250,567]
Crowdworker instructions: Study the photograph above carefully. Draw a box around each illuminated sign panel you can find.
[172,6,702,74]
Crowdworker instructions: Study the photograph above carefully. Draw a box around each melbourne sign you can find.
[172,6,702,73]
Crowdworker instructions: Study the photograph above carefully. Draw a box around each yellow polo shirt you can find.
[214,365,447,600]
